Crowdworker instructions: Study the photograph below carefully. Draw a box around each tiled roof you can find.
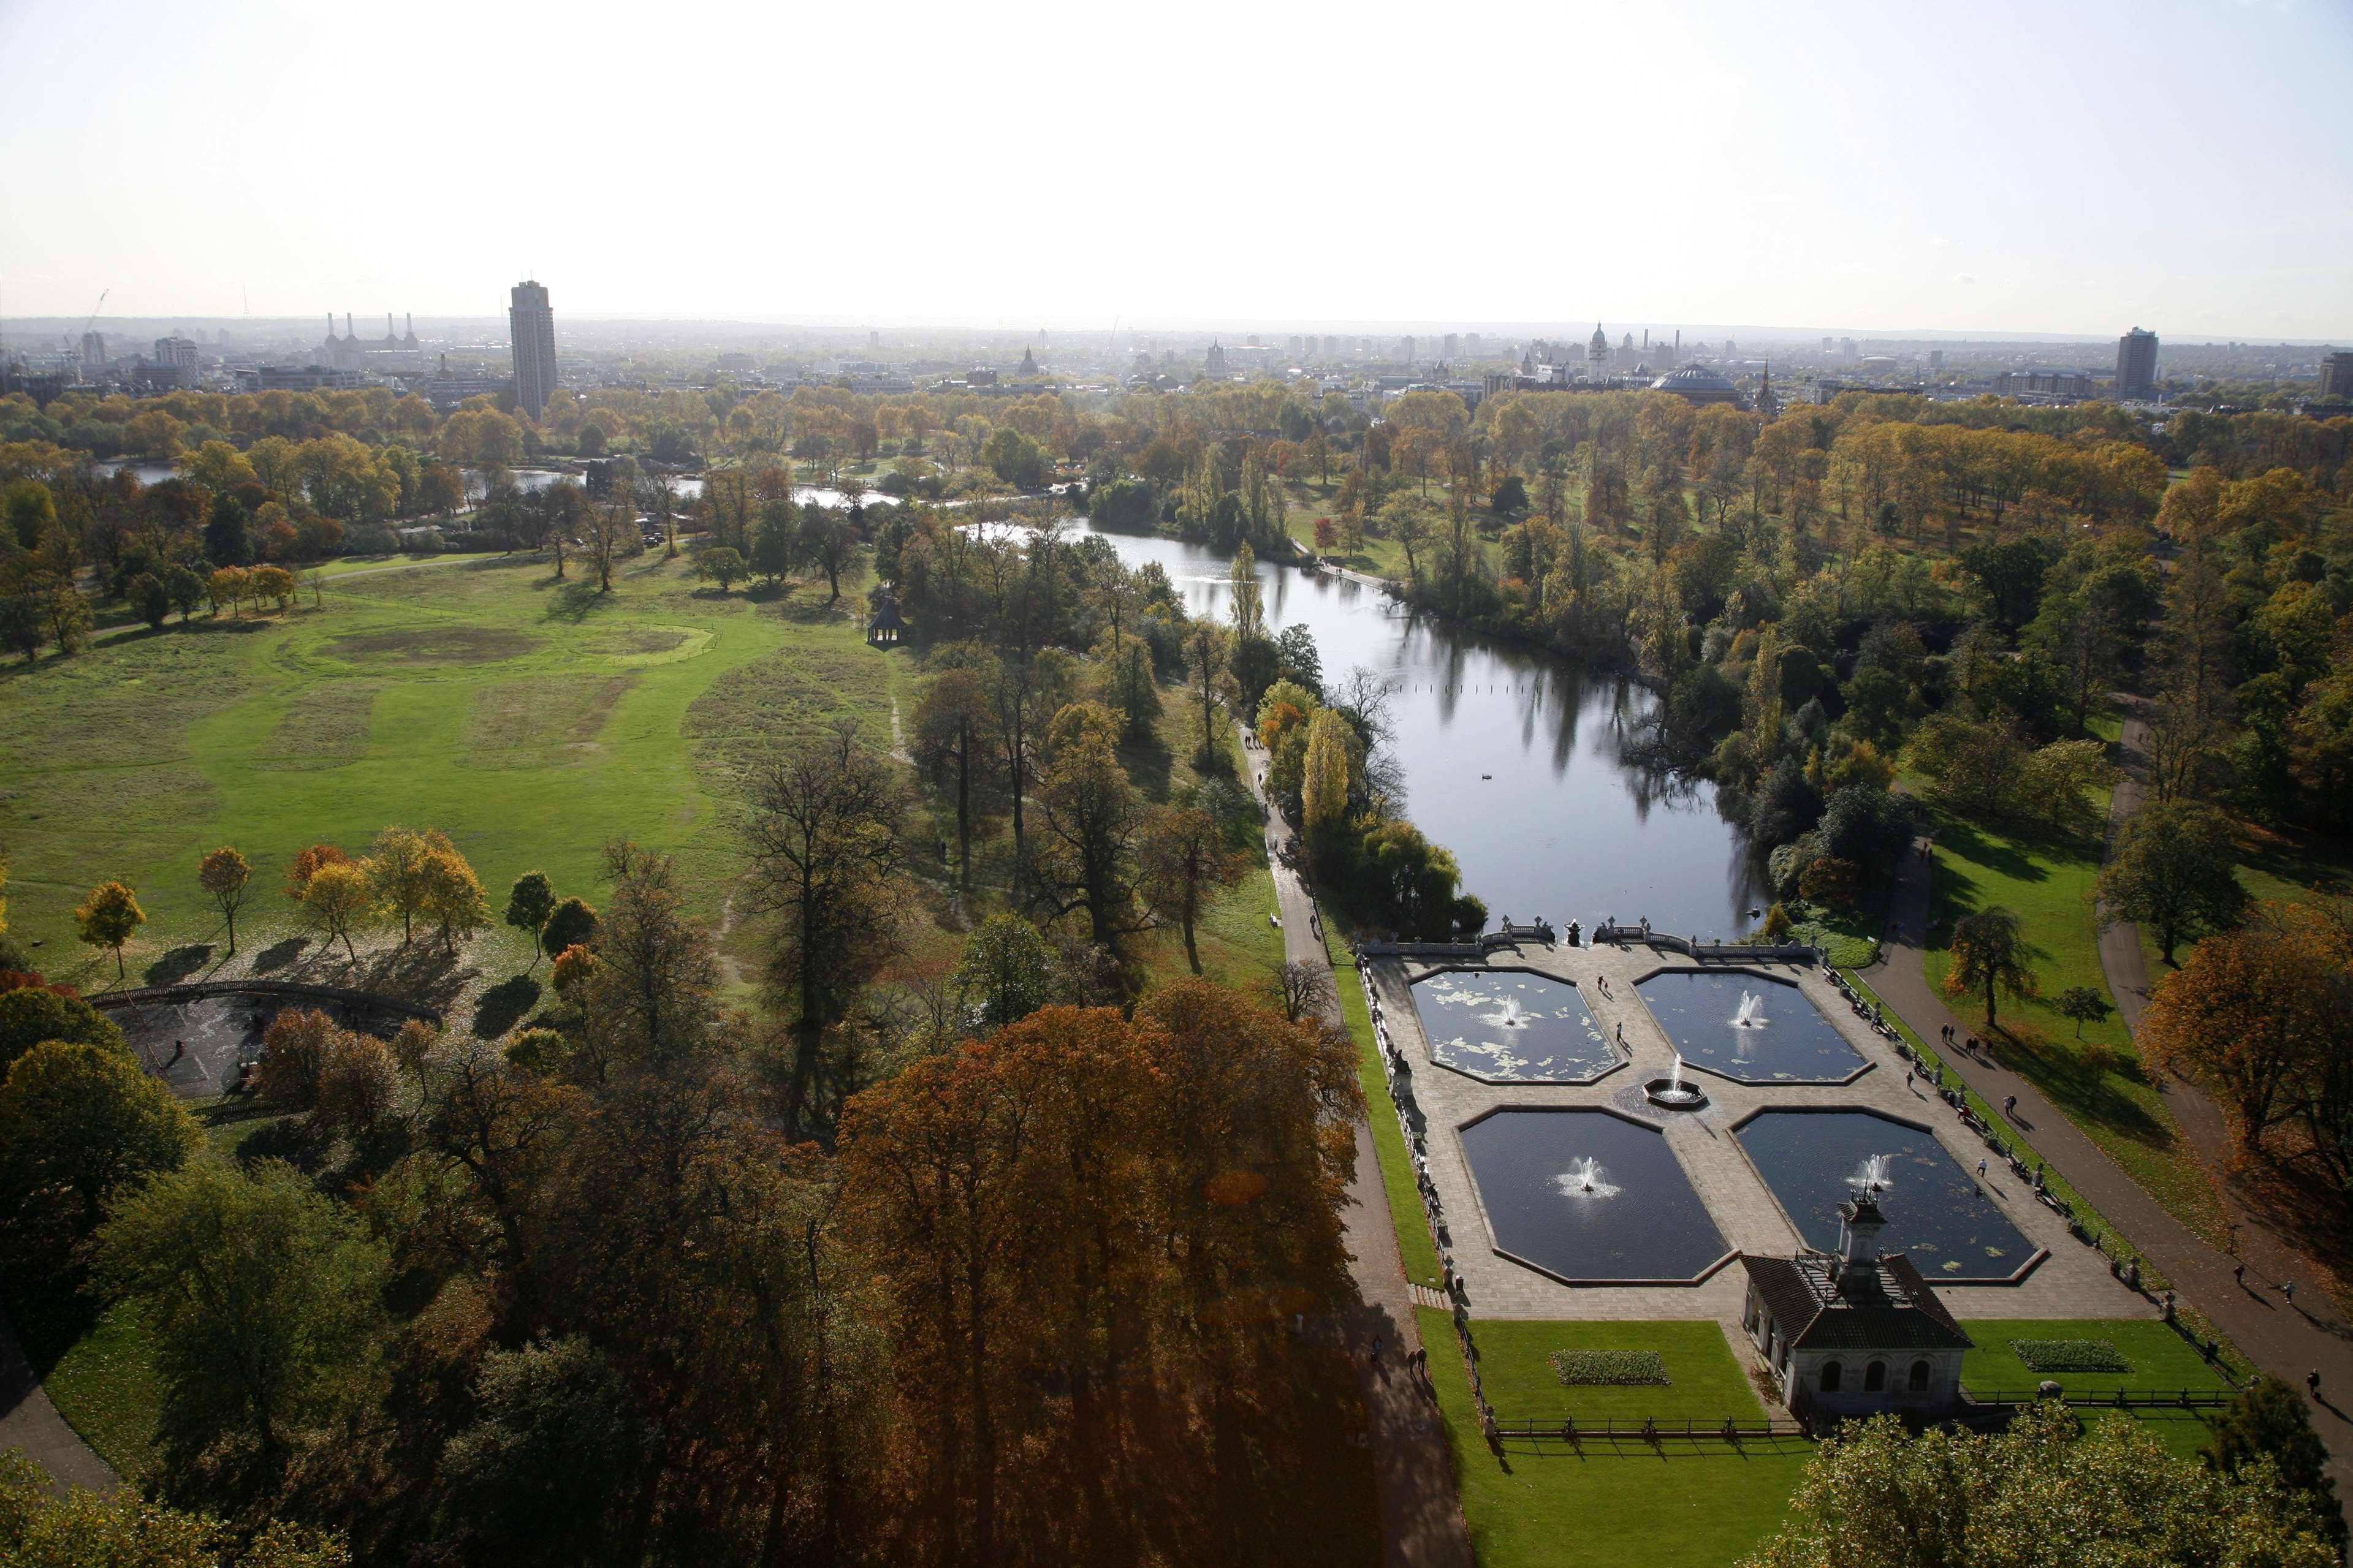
[1743,1253,1974,1354]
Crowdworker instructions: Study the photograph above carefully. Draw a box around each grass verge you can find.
[1328,930,1442,1290]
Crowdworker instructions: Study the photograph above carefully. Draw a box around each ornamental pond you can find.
[1736,1109,2036,1282]
[1409,968,1614,1083]
[1634,969,1867,1084]
[1458,1108,1730,1284]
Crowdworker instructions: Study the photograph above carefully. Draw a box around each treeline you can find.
[0,814,1369,1567]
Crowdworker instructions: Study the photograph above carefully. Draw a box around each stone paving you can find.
[1369,938,2149,1327]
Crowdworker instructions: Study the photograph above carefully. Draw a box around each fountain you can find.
[1486,994,1527,1029]
[1552,1156,1621,1199]
[1643,1051,1709,1110]
[1847,1153,1895,1195]
[1732,990,1768,1029]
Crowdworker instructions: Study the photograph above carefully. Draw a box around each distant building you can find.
[1442,333,1459,359]
[1650,365,1742,406]
[1588,324,1611,379]
[1993,368,2096,400]
[1017,345,1039,377]
[1740,1195,1972,1421]
[2115,327,2159,400]
[509,279,558,418]
[425,354,515,413]
[1928,349,1944,369]
[153,335,198,369]
[1203,340,1228,376]
[2319,350,2353,400]
[239,364,369,392]
[79,331,107,368]
[1465,332,1483,356]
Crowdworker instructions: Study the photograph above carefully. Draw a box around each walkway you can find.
[1241,729,1475,1568]
[1873,835,2353,1524]
[0,1308,117,1498]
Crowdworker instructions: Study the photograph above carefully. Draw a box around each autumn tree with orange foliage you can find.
[2143,899,2353,1194]
[838,982,1363,1564]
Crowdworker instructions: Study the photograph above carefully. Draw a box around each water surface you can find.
[1737,1110,2032,1281]
[1460,1109,1728,1282]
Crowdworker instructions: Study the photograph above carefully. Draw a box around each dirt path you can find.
[1874,836,2353,1527]
[0,1308,117,1497]
[1239,727,1474,1568]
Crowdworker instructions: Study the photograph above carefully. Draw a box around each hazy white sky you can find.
[2,0,2348,337]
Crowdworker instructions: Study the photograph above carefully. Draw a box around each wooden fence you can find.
[1963,1386,2237,1410]
[1492,1415,1808,1442]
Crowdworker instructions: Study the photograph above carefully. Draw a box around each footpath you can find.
[1240,729,1475,1568]
[0,1307,117,1497]
[1871,818,2353,1524]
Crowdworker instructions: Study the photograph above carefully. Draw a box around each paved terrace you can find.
[1369,939,2148,1326]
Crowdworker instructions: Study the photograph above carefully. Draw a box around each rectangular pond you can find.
[1459,1108,1730,1284]
[1635,970,1866,1083]
[1736,1109,2035,1282]
[1410,968,1616,1083]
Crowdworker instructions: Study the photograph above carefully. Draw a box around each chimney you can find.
[406,312,414,337]
[1836,1195,1887,1294]
[344,312,353,339]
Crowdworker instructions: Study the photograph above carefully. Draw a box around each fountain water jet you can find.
[1732,991,1768,1029]
[1643,1052,1708,1110]
[1552,1156,1621,1199]
[1847,1154,1894,1194]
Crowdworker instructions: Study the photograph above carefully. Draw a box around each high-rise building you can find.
[2316,350,2353,400]
[1442,333,1459,359]
[79,331,106,368]
[508,279,557,418]
[2115,327,2158,400]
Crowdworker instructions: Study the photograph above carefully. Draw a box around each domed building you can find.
[1651,363,1743,407]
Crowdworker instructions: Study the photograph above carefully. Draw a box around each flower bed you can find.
[2009,1338,2132,1374]
[1551,1349,1670,1386]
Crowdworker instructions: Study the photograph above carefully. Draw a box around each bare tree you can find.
[1273,958,1332,1024]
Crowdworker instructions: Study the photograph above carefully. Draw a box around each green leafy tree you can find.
[1746,1403,2335,1568]
[539,896,598,962]
[2094,800,2249,965]
[696,545,746,592]
[128,571,170,629]
[950,914,1060,1031]
[0,1451,349,1568]
[161,562,206,622]
[75,879,145,981]
[504,871,557,971]
[2208,1375,2345,1547]
[1942,905,2039,1028]
[97,1158,389,1463]
[0,1041,200,1263]
[1139,802,1245,974]
[0,986,125,1077]
[2053,985,2114,1038]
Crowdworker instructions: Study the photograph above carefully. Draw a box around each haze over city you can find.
[2,0,2349,337]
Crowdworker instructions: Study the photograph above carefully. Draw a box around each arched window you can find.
[1820,1360,1842,1393]
[1865,1361,1887,1392]
[1909,1360,1931,1392]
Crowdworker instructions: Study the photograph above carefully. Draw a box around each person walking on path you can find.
[2312,1370,2323,1399]
[2286,1281,2298,1308]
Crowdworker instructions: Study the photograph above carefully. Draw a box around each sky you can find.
[1,0,2349,339]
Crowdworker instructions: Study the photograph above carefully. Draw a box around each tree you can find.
[1184,620,1232,767]
[128,570,170,629]
[1140,802,1245,974]
[1942,905,2039,1028]
[302,860,370,962]
[161,562,205,621]
[2208,1375,2344,1547]
[1301,707,1353,839]
[1274,958,1332,1023]
[198,846,250,953]
[585,495,633,593]
[1743,1403,2335,1568]
[250,564,296,612]
[283,843,349,902]
[98,1159,388,1465]
[75,880,144,982]
[751,498,801,586]
[572,843,718,1075]
[203,493,253,566]
[0,1041,200,1263]
[422,846,492,951]
[696,545,747,592]
[949,913,1059,1031]
[0,987,124,1078]
[206,564,249,619]
[1030,702,1146,953]
[539,895,598,963]
[2094,800,2248,965]
[504,871,556,971]
[0,1452,349,1568]
[911,659,995,888]
[2053,985,2115,1038]
[744,721,907,1134]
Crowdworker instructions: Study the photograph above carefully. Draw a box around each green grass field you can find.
[1,549,905,990]
[1420,1312,1811,1567]
[1331,942,1442,1290]
[1919,811,2224,1243]
[1959,1317,2233,1460]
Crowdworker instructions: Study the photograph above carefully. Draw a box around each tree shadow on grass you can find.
[1996,1021,2170,1147]
[1935,816,2050,888]
[1119,730,1176,804]
[143,943,213,986]
[472,974,541,1039]
[542,578,614,624]
[249,935,310,974]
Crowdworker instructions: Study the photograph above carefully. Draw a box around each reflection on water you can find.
[1738,1110,2031,1280]
[1071,525,1762,934]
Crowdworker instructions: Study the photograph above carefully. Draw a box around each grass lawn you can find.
[1328,936,1442,1290]
[1920,811,2224,1243]
[1420,1310,1811,1568]
[1960,1317,2235,1460]
[0,548,907,993]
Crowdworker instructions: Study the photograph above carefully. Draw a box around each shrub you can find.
[2009,1338,2131,1374]
[1550,1349,1670,1386]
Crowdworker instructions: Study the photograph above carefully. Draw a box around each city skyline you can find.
[2,0,2349,337]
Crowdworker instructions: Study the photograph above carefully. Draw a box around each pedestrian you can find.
[2285,1281,2297,1307]
[2311,1369,2322,1398]
[1905,1069,1914,1091]
[1977,1157,1988,1178]
[167,1039,186,1067]
[2235,1262,2246,1286]
[1372,1336,1383,1363]
[1616,1021,1624,1043]
[2004,1095,2017,1118]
